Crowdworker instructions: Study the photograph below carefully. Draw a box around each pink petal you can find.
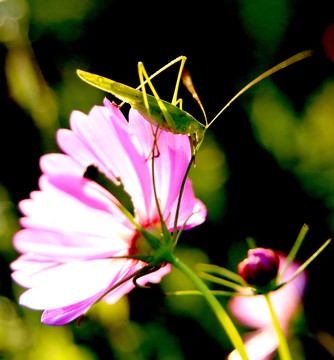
[40,261,171,325]
[127,107,206,229]
[56,128,100,174]
[228,327,278,360]
[136,263,172,285]
[41,296,101,326]
[18,259,131,310]
[57,100,205,228]
[40,270,132,326]
[11,254,57,287]
[58,102,154,219]
[127,108,192,219]
[19,175,134,243]
[166,178,207,230]
[14,229,128,261]
[103,262,171,304]
[229,293,273,330]
[40,153,85,177]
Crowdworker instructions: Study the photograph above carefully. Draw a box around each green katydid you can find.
[76,50,313,154]
[77,56,206,149]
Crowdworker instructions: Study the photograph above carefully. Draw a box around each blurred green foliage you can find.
[1,0,334,358]
[238,0,292,56]
[249,78,334,229]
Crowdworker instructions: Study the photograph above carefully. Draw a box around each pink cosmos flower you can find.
[11,98,207,325]
[228,252,307,360]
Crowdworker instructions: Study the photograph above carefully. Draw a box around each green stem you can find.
[278,224,309,283]
[264,293,292,360]
[281,238,331,286]
[151,128,171,243]
[172,153,195,243]
[197,271,246,292]
[168,254,249,360]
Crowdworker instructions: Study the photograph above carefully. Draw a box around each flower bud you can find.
[238,248,279,287]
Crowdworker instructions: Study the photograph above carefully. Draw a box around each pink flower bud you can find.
[238,248,279,286]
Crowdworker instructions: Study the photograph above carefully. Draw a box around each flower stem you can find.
[278,224,309,283]
[264,293,292,360]
[172,153,195,243]
[168,254,249,360]
[150,127,172,243]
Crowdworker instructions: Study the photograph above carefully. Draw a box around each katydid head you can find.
[189,120,206,150]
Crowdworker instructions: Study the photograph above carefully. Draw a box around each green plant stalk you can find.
[172,153,195,243]
[167,254,249,360]
[264,293,292,360]
[197,271,246,292]
[278,224,309,283]
[150,129,172,243]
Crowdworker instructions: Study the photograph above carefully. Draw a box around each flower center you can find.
[129,223,164,257]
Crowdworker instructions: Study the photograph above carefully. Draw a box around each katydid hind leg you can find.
[135,56,187,106]
[137,61,151,117]
[137,61,162,160]
[137,60,177,132]
[171,56,187,106]
[136,56,187,96]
